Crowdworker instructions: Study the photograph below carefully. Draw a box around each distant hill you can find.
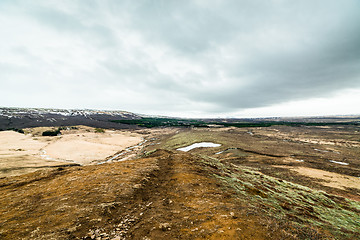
[0,107,141,130]
[1,107,359,130]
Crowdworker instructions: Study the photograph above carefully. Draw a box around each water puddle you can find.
[177,142,221,152]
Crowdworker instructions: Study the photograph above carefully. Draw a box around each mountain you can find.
[0,107,141,130]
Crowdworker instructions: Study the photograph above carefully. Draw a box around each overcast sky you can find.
[1,0,360,118]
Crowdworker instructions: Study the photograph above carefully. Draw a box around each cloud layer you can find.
[1,0,360,117]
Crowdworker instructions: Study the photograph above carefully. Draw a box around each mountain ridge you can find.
[0,107,141,130]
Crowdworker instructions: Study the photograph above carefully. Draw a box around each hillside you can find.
[0,114,360,239]
[2,149,358,240]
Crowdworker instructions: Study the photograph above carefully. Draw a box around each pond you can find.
[177,142,221,152]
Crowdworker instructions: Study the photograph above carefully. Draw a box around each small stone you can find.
[159,223,171,231]
[230,212,237,219]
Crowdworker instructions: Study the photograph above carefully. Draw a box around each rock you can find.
[230,211,237,219]
[159,223,171,231]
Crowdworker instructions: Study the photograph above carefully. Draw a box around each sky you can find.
[1,0,360,118]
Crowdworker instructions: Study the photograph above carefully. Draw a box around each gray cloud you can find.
[1,0,359,116]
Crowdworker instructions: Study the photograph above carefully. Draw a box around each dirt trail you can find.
[109,150,273,240]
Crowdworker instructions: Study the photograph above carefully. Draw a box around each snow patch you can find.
[314,149,329,153]
[177,142,221,152]
[329,160,349,166]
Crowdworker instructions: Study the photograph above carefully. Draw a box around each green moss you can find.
[201,155,360,239]
[94,128,105,133]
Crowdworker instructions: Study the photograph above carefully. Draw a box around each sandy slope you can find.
[43,131,142,165]
[276,165,360,190]
[0,128,143,177]
[0,131,46,156]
